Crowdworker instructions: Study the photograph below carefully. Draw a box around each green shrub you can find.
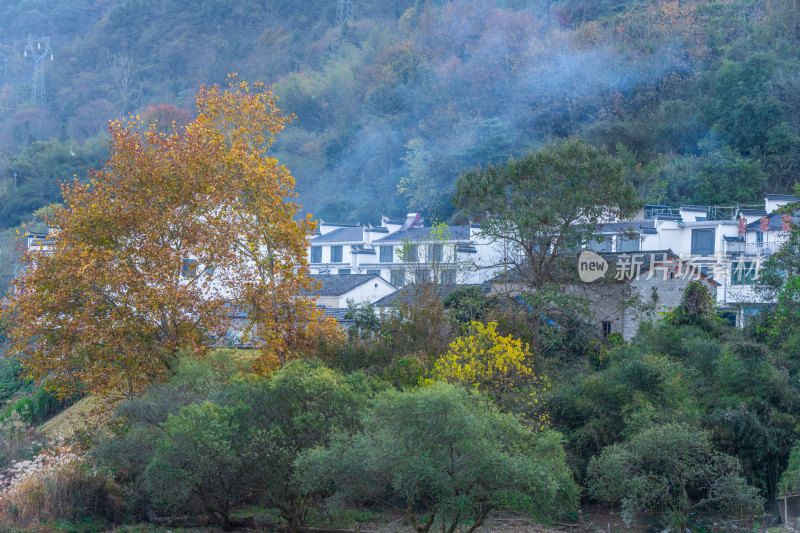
[299,383,579,533]
[547,344,700,480]
[0,358,34,404]
[587,423,763,531]
[144,401,265,528]
[778,443,800,495]
[140,359,383,531]
[91,351,245,520]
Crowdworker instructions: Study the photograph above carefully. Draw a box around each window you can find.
[391,270,405,287]
[756,231,764,244]
[588,237,612,252]
[441,269,456,285]
[330,245,343,263]
[416,268,430,284]
[379,245,393,263]
[181,258,197,278]
[405,245,419,262]
[310,246,322,263]
[742,306,765,327]
[602,321,612,338]
[731,260,758,285]
[691,228,715,256]
[338,268,351,275]
[617,235,640,252]
[429,244,443,262]
[366,269,381,276]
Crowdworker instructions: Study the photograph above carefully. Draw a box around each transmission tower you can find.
[24,35,52,108]
[336,0,353,25]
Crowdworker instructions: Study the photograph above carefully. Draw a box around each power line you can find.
[336,0,353,25]
[24,35,52,109]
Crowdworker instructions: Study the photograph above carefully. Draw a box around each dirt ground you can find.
[354,506,634,533]
[122,505,778,533]
[355,505,772,533]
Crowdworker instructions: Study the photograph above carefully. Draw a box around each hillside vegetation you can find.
[0,0,797,228]
[2,32,800,527]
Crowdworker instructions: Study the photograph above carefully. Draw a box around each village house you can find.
[488,250,720,341]
[306,274,396,310]
[25,194,800,336]
[585,194,800,326]
[307,212,504,286]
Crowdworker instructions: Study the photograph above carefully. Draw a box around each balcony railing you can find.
[724,241,783,257]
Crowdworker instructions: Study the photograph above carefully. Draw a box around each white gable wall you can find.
[315,277,396,308]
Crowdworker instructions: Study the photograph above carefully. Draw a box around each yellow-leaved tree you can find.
[5,77,340,399]
[426,321,549,428]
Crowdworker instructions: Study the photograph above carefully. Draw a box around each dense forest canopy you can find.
[0,0,798,227]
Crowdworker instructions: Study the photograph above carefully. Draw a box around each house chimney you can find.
[350,245,360,273]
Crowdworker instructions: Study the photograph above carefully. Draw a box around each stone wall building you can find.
[489,251,719,341]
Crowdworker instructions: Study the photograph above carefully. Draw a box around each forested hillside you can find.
[0,0,798,227]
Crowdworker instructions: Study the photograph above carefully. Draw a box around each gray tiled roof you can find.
[765,194,800,201]
[488,250,721,286]
[372,226,471,244]
[739,209,767,218]
[310,227,364,243]
[351,245,376,255]
[746,210,800,231]
[318,306,356,325]
[600,221,657,235]
[307,274,384,296]
[374,283,488,307]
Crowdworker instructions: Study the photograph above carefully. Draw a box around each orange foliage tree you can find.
[5,77,340,399]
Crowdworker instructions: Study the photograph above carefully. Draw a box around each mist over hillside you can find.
[0,0,798,226]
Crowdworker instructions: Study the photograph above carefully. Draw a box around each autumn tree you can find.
[425,321,549,426]
[140,104,193,134]
[5,78,339,399]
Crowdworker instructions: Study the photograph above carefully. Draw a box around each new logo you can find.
[578,250,608,283]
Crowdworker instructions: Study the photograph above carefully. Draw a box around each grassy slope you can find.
[35,349,259,438]
[37,396,102,439]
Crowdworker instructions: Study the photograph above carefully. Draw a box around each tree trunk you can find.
[464,505,493,533]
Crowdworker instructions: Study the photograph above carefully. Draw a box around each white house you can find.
[720,198,799,325]
[308,213,504,286]
[25,230,57,255]
[609,194,800,326]
[307,274,396,309]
